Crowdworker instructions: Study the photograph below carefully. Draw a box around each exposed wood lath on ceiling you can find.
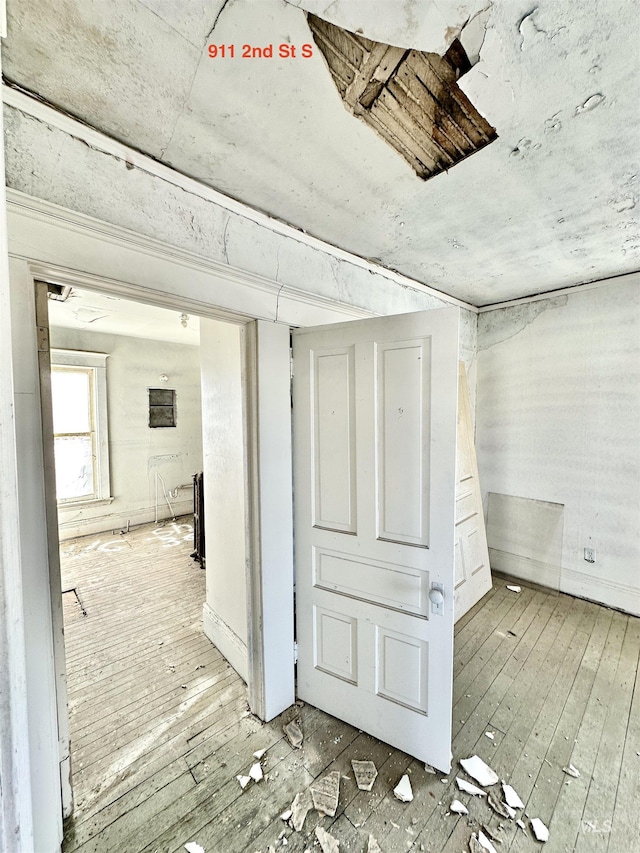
[308,14,498,181]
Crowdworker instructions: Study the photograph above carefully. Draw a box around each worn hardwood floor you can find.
[60,520,640,853]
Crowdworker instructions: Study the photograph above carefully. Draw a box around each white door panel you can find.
[293,308,459,772]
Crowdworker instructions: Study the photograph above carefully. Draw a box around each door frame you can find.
[5,189,375,850]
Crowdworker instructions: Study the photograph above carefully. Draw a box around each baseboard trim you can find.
[489,548,640,617]
[489,549,561,589]
[57,500,193,540]
[560,566,640,617]
[203,603,248,683]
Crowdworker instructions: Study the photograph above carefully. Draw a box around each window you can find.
[50,350,110,504]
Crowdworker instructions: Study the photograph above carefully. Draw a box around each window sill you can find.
[57,496,115,509]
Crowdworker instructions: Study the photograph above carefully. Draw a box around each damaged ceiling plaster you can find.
[307,14,497,181]
[2,0,638,306]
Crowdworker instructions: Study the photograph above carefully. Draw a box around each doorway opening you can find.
[39,281,255,840]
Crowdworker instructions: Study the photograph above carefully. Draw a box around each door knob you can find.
[429,584,444,615]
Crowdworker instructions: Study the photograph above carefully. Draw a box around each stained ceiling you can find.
[2,0,639,306]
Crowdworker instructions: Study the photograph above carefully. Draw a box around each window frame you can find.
[50,349,111,506]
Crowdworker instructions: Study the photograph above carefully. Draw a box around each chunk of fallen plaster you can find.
[485,732,495,740]
[184,844,204,853]
[456,777,488,797]
[531,817,550,842]
[424,763,436,774]
[283,720,303,749]
[460,756,500,787]
[280,809,292,821]
[502,782,524,809]
[517,818,526,831]
[488,792,511,819]
[450,799,469,815]
[291,789,313,831]
[562,763,580,778]
[253,748,267,760]
[311,770,341,817]
[236,775,251,789]
[393,774,413,802]
[469,834,485,853]
[477,830,499,853]
[249,762,263,783]
[315,826,340,853]
[507,585,522,593]
[367,835,383,853]
[351,760,378,791]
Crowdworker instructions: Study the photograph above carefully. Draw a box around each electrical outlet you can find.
[584,547,596,563]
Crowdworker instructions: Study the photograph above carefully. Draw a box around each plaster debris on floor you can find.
[184,843,204,853]
[290,788,313,831]
[485,731,495,740]
[351,759,378,791]
[310,770,341,817]
[367,834,383,853]
[393,773,413,802]
[562,763,580,777]
[249,761,264,782]
[456,777,488,797]
[460,755,500,787]
[315,825,340,853]
[283,719,304,749]
[531,817,550,841]
[502,781,525,808]
[477,829,499,853]
[450,798,469,815]
[236,774,251,789]
[487,791,511,818]
[506,585,522,592]
[254,748,267,759]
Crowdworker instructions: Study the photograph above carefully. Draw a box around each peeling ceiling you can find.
[2,0,639,306]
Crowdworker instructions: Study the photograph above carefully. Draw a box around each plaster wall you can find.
[2,103,478,408]
[49,326,203,539]
[476,277,640,615]
[200,319,248,681]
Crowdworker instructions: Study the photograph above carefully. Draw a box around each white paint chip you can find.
[460,755,499,787]
[502,782,524,809]
[456,777,487,797]
[507,585,522,593]
[184,844,204,853]
[531,817,550,842]
[562,764,580,777]
[281,809,292,821]
[485,732,495,740]
[249,762,263,783]
[450,799,469,815]
[315,826,340,853]
[478,830,499,853]
[393,774,413,802]
[367,834,383,853]
[253,748,267,760]
[236,775,251,789]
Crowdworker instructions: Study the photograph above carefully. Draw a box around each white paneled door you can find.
[293,308,459,772]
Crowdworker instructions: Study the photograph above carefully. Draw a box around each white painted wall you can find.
[49,327,203,539]
[476,277,640,615]
[200,319,249,681]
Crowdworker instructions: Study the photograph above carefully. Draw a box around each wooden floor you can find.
[59,520,640,853]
